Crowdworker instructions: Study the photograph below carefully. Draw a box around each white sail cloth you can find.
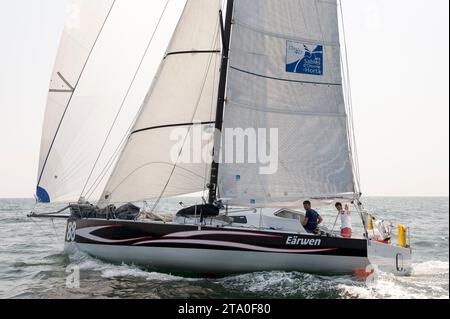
[36,0,177,203]
[37,0,115,202]
[218,0,357,207]
[101,0,222,203]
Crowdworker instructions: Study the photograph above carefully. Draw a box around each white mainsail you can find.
[36,0,177,203]
[101,0,222,203]
[217,0,358,207]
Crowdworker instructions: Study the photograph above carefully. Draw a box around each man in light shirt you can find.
[335,202,352,238]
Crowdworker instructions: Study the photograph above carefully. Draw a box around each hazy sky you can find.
[0,0,448,198]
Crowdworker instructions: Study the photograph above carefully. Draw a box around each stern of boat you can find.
[367,240,412,276]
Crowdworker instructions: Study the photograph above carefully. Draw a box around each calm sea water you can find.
[0,197,448,299]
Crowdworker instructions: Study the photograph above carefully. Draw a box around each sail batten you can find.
[229,66,343,86]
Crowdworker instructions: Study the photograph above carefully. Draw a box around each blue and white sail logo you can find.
[286,40,323,76]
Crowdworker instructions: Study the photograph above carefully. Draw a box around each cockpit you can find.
[165,206,338,236]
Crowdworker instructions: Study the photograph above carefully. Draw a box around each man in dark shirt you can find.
[302,201,323,234]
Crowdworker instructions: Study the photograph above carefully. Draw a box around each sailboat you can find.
[30,0,412,275]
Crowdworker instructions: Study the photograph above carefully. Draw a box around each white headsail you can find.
[101,0,222,203]
[217,0,359,207]
[36,0,176,203]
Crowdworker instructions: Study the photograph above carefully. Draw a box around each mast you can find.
[208,0,234,205]
[209,0,357,207]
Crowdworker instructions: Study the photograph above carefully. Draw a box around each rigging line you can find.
[339,0,361,193]
[85,131,129,201]
[37,0,117,187]
[150,62,218,212]
[85,66,154,200]
[340,1,360,186]
[338,39,354,177]
[109,162,208,196]
[80,0,172,198]
[340,50,358,193]
[150,13,222,213]
[85,132,128,200]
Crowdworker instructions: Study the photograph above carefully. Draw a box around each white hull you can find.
[65,241,412,275]
[66,242,369,274]
[62,209,413,276]
[368,241,413,275]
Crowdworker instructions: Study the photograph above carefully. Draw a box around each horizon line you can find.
[1,195,449,201]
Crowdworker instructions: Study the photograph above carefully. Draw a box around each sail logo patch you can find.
[286,41,323,76]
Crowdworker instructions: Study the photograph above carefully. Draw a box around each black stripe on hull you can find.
[66,219,368,258]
